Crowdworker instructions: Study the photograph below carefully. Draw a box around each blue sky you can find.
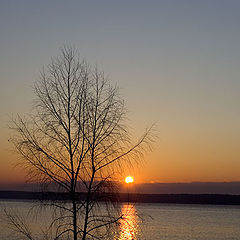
[1,0,240,183]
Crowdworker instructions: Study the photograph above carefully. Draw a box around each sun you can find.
[125,176,134,184]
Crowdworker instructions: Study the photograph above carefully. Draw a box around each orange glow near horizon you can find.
[125,176,134,184]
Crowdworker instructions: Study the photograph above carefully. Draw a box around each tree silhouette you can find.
[9,47,153,240]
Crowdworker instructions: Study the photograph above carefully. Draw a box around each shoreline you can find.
[1,191,240,205]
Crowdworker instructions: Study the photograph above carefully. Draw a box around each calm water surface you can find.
[1,200,240,239]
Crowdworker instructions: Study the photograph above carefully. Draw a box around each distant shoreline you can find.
[1,191,240,205]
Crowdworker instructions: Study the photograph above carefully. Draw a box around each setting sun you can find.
[125,176,134,184]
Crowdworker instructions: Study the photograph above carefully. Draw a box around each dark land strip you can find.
[1,191,240,205]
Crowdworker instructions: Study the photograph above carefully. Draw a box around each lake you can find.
[1,200,240,239]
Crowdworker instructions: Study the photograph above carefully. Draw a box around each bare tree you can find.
[9,47,153,240]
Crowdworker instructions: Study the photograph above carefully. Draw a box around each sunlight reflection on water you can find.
[117,204,138,240]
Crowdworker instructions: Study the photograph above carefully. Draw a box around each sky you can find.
[1,0,240,184]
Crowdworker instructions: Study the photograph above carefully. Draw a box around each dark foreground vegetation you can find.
[1,191,240,205]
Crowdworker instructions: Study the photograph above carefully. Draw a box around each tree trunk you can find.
[72,194,78,240]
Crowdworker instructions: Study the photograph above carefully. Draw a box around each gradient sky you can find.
[1,0,240,184]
